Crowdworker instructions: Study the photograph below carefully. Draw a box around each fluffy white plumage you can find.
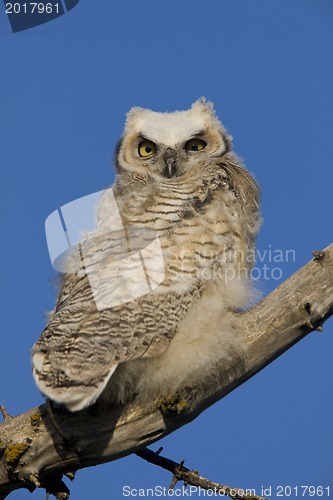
[126,100,228,151]
[32,99,261,411]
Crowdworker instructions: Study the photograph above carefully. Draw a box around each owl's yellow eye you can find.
[138,140,157,157]
[184,138,207,152]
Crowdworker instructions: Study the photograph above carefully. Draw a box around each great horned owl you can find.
[32,99,261,411]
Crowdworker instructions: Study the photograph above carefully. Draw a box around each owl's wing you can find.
[32,261,196,411]
[221,158,261,238]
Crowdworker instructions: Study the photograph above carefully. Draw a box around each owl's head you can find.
[116,98,232,181]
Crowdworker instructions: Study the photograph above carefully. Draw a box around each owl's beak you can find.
[162,148,178,178]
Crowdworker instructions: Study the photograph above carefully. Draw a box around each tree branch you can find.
[136,447,268,500]
[1,243,332,498]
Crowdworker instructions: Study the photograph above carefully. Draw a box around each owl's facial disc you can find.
[162,148,178,178]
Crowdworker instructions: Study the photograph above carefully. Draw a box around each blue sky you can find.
[1,1,333,499]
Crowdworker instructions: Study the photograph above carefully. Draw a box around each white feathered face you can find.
[116,99,232,181]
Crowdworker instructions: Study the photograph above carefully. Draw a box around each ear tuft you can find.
[127,106,143,115]
[191,97,216,115]
[125,106,145,126]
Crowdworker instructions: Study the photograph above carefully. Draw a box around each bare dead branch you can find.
[136,447,268,500]
[0,243,332,498]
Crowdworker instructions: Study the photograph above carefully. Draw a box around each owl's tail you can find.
[32,349,118,412]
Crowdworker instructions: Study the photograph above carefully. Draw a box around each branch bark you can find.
[1,244,333,498]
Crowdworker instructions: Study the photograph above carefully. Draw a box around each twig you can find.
[136,448,267,500]
[0,406,12,421]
